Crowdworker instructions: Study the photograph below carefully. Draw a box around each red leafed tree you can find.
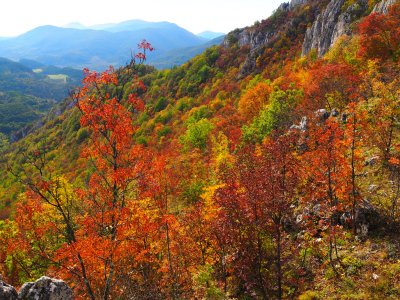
[9,41,157,300]
[303,62,360,113]
[214,134,300,299]
[343,102,367,235]
[70,40,155,299]
[358,4,400,62]
[141,152,187,299]
[301,116,350,275]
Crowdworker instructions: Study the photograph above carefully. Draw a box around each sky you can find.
[0,0,285,37]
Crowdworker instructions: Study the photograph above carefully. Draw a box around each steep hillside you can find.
[0,0,399,299]
[151,35,225,69]
[0,58,82,139]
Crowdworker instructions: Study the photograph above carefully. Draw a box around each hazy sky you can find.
[0,0,285,36]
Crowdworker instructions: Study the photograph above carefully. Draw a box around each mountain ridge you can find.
[0,21,221,70]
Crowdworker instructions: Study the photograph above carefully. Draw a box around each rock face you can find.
[331,0,368,44]
[373,0,397,13]
[222,24,279,76]
[339,201,382,237]
[302,0,345,56]
[289,0,309,10]
[0,280,18,300]
[222,0,315,76]
[18,276,73,300]
[302,0,368,57]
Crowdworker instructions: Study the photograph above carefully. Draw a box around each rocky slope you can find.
[373,0,398,13]
[223,0,398,71]
[302,0,398,56]
[302,0,368,56]
[222,0,325,76]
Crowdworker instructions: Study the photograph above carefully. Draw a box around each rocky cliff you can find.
[222,3,288,76]
[289,0,309,10]
[302,0,369,56]
[302,0,398,56]
[0,280,18,300]
[373,0,397,13]
[222,0,316,76]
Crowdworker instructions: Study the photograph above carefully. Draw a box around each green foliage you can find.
[76,128,89,144]
[0,133,9,152]
[325,36,361,67]
[342,256,364,275]
[225,31,239,46]
[157,125,172,138]
[242,87,302,142]
[180,118,214,151]
[176,97,193,112]
[136,112,150,124]
[0,91,55,136]
[367,0,381,11]
[0,58,82,137]
[154,96,169,112]
[342,0,358,12]
[244,74,270,91]
[176,51,217,97]
[136,135,148,146]
[154,108,174,124]
[193,264,226,300]
[182,180,206,203]
[0,220,48,283]
[186,105,212,124]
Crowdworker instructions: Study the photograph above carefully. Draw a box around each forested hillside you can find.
[0,58,82,141]
[0,0,399,299]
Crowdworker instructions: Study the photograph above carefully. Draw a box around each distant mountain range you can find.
[0,20,225,70]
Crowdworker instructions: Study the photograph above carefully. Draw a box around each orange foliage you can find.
[238,82,272,121]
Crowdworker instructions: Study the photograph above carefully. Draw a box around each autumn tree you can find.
[343,102,367,235]
[238,82,272,121]
[214,133,301,299]
[8,41,157,300]
[358,4,400,62]
[301,116,349,275]
[303,62,360,112]
[140,152,187,299]
[69,40,156,299]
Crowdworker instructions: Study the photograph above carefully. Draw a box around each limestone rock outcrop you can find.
[18,276,73,300]
[302,0,369,57]
[222,0,311,76]
[0,279,18,300]
[289,0,309,10]
[302,0,398,57]
[373,0,397,14]
[0,276,73,300]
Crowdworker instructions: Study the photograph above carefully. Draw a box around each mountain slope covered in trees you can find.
[0,0,399,299]
[0,57,82,140]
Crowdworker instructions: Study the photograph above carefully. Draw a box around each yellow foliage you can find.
[324,35,361,67]
[201,184,224,222]
[211,132,235,172]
